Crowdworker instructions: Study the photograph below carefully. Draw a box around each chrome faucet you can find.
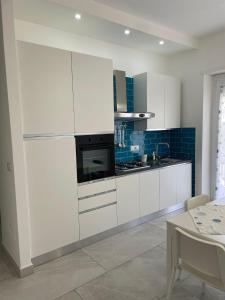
[155,143,170,158]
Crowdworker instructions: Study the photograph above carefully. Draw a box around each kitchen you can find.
[17,39,193,260]
[0,0,224,299]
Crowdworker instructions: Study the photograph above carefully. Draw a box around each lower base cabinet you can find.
[116,174,140,225]
[160,167,177,210]
[78,189,117,239]
[79,203,117,240]
[160,164,192,210]
[176,164,192,203]
[139,170,160,217]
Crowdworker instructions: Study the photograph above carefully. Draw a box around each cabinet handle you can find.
[78,189,116,200]
[79,202,117,215]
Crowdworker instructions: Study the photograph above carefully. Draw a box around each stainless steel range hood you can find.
[114,70,155,121]
[114,112,155,120]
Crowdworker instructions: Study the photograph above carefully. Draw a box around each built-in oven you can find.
[75,134,115,183]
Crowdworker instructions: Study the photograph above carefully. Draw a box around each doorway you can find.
[211,74,225,200]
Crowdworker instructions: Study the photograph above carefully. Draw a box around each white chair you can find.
[186,194,211,211]
[166,227,225,300]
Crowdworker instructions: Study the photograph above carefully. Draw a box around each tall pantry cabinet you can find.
[17,41,79,258]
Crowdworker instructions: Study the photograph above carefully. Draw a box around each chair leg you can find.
[176,265,182,281]
[201,282,206,296]
[166,268,176,300]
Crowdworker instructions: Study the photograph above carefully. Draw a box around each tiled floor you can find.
[0,209,224,300]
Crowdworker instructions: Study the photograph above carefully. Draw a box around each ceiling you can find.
[14,0,225,55]
[94,0,225,37]
[14,0,191,55]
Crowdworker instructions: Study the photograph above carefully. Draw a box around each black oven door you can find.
[76,141,115,183]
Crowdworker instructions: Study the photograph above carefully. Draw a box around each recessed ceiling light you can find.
[74,13,82,21]
[124,29,130,35]
[159,40,165,45]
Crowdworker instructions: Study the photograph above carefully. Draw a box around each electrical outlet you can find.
[131,145,139,153]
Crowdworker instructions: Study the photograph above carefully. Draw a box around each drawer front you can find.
[79,204,117,239]
[78,179,116,198]
[79,191,116,213]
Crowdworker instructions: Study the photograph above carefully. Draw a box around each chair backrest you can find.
[173,227,225,288]
[186,194,210,210]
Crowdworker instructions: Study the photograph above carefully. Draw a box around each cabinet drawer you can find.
[78,179,116,198]
[79,191,116,213]
[79,204,117,239]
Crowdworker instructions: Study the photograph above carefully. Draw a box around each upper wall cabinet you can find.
[134,73,181,130]
[17,42,74,135]
[165,76,181,129]
[72,52,114,134]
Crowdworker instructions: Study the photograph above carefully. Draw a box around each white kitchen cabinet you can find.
[79,202,117,240]
[78,178,116,198]
[72,52,114,134]
[139,170,160,217]
[134,73,181,130]
[25,137,79,257]
[116,174,140,225]
[165,76,181,129]
[17,41,74,135]
[176,164,192,203]
[160,166,177,210]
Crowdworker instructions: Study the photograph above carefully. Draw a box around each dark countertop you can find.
[115,158,191,177]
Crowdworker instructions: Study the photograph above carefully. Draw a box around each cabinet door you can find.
[25,137,79,257]
[160,167,177,210]
[165,76,181,129]
[17,42,74,135]
[79,203,117,240]
[139,170,159,217]
[176,164,192,203]
[116,174,140,225]
[72,52,114,134]
[147,74,165,130]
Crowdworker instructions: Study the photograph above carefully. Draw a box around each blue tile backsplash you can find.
[114,77,196,196]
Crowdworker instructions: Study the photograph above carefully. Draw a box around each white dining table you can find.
[167,199,225,286]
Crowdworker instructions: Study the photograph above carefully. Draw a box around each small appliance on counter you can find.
[75,134,115,183]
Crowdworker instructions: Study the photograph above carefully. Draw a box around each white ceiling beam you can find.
[49,0,199,49]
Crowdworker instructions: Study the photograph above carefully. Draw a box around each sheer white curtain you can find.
[215,86,225,199]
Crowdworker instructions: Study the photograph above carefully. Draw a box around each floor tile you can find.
[0,250,16,282]
[149,209,184,230]
[77,246,167,300]
[56,291,83,300]
[0,250,105,300]
[83,223,166,270]
[159,241,167,250]
[160,285,199,299]
[181,275,225,300]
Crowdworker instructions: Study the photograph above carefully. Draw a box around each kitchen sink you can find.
[150,158,183,167]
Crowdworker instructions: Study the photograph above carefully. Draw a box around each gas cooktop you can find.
[115,161,150,174]
[115,158,187,175]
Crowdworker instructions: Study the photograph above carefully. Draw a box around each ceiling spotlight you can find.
[159,40,165,45]
[124,29,131,35]
[75,13,82,20]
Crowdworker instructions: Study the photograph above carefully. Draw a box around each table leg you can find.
[167,221,174,288]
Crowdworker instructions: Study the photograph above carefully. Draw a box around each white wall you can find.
[166,30,225,195]
[0,0,31,270]
[14,19,167,77]
[0,0,20,265]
